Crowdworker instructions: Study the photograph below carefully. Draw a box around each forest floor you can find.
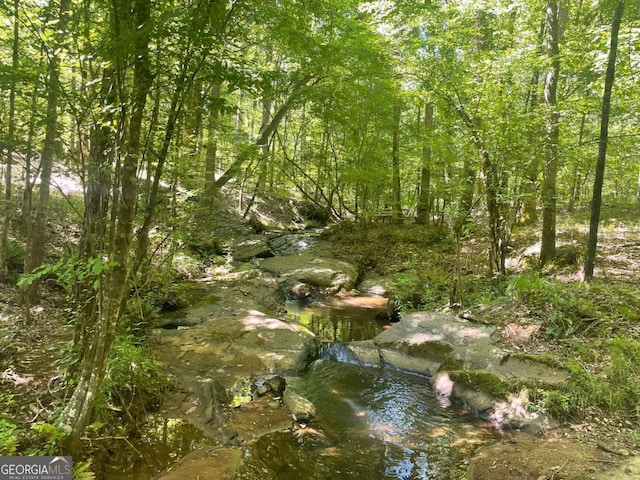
[1,193,640,479]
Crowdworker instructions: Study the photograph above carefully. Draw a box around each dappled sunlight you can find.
[257,352,285,362]
[404,332,445,345]
[324,295,389,310]
[240,310,292,331]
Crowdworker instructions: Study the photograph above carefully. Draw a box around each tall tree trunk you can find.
[203,82,221,205]
[539,0,562,266]
[519,20,546,225]
[416,100,433,225]
[22,0,71,322]
[568,114,587,212]
[391,102,402,224]
[59,0,153,446]
[0,0,19,274]
[584,1,624,281]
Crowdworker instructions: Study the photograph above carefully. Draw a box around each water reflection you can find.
[100,417,206,480]
[285,298,389,342]
[236,360,498,480]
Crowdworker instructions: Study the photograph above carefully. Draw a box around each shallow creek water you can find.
[103,297,500,479]
[234,298,500,479]
[238,359,499,479]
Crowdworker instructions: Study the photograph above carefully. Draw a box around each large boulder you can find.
[259,254,359,298]
[154,310,320,377]
[233,235,273,262]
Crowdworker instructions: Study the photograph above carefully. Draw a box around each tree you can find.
[584,0,625,281]
[0,0,19,274]
[58,0,153,445]
[539,0,562,266]
[416,100,433,225]
[22,0,72,322]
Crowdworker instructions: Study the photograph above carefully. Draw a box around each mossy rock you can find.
[378,340,454,363]
[448,371,510,398]
[509,353,565,371]
[193,293,219,309]
[438,356,465,372]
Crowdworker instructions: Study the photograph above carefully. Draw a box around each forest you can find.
[0,0,639,478]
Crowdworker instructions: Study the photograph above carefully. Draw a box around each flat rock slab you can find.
[468,433,611,480]
[375,312,496,349]
[154,310,319,377]
[259,254,359,295]
[233,235,273,262]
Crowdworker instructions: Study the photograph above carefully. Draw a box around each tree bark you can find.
[584,0,624,281]
[0,0,19,274]
[416,101,433,225]
[22,0,71,321]
[59,0,153,445]
[391,102,402,224]
[539,0,562,266]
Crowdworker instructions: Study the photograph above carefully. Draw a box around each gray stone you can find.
[259,254,359,296]
[233,236,273,262]
[283,391,317,422]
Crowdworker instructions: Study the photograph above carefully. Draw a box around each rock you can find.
[233,235,273,262]
[154,310,319,376]
[254,374,286,397]
[259,254,359,297]
[283,391,317,422]
[365,311,568,432]
[264,374,286,396]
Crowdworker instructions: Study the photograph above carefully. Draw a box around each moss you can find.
[379,340,453,362]
[193,293,219,308]
[510,353,565,370]
[449,371,510,398]
[438,357,465,372]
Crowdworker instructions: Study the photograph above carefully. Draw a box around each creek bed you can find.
[236,298,500,479]
[235,359,499,479]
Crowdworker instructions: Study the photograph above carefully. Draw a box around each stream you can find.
[236,357,498,479]
[231,298,500,479]
[101,297,499,479]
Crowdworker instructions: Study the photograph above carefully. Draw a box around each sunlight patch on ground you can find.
[241,310,295,331]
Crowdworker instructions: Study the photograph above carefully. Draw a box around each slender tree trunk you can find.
[519,20,545,225]
[391,102,402,224]
[416,101,433,225]
[23,0,72,322]
[203,82,221,204]
[540,0,562,266]
[568,114,587,212]
[213,75,316,192]
[584,0,624,281]
[59,0,153,446]
[0,0,19,274]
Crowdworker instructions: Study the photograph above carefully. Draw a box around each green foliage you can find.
[545,337,640,420]
[545,314,575,339]
[17,254,118,294]
[26,422,65,456]
[0,418,19,456]
[100,336,168,419]
[73,460,96,480]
